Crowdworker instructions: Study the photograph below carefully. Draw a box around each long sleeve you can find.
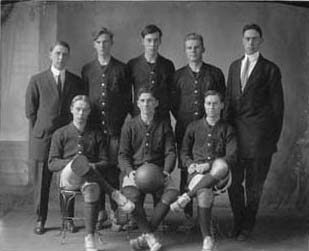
[180,125,195,169]
[209,68,226,99]
[269,65,284,144]
[223,64,234,123]
[25,76,39,128]
[223,125,238,168]
[163,122,176,173]
[48,131,71,172]
[170,74,180,120]
[118,121,134,175]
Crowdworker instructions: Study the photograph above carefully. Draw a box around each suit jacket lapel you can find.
[46,69,61,98]
[62,71,71,100]
[235,58,242,95]
[242,55,263,94]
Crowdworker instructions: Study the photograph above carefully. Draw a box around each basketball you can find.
[135,163,165,193]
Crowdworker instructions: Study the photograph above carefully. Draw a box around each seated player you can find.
[48,95,134,251]
[170,90,237,251]
[118,87,179,251]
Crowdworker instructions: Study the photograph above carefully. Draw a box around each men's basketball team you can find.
[26,23,284,251]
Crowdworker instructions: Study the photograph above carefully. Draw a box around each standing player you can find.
[127,24,175,121]
[82,27,132,231]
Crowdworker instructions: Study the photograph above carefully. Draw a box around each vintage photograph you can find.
[1,1,309,250]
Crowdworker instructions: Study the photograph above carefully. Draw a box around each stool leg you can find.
[60,191,76,243]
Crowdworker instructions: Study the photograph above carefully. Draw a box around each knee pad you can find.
[188,174,204,190]
[161,189,179,205]
[210,158,229,180]
[81,182,100,203]
[196,188,214,208]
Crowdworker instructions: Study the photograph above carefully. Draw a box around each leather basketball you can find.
[135,163,165,193]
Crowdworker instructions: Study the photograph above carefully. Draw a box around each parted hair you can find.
[242,23,263,38]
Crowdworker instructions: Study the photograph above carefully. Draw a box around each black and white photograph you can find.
[0,1,309,251]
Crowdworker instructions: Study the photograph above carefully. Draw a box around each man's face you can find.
[94,34,113,57]
[242,29,263,55]
[49,45,70,70]
[185,39,205,63]
[204,94,224,119]
[137,93,158,117]
[142,32,161,56]
[71,100,91,125]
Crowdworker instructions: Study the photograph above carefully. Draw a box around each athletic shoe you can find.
[201,236,214,251]
[130,234,148,250]
[111,190,135,213]
[84,234,97,251]
[170,193,191,212]
[144,233,162,251]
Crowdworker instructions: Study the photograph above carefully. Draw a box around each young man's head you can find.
[242,23,264,55]
[70,95,91,125]
[184,33,205,63]
[92,27,114,58]
[49,41,70,70]
[204,90,224,120]
[136,87,159,118]
[141,24,162,57]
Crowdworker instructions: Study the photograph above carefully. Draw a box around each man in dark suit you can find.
[127,24,175,121]
[224,24,284,241]
[25,41,85,234]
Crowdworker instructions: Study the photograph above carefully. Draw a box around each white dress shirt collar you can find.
[244,51,260,64]
[51,65,65,82]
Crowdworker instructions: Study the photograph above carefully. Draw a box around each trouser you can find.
[228,156,272,232]
[98,136,120,213]
[32,160,53,223]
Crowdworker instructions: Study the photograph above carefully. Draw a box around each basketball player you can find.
[170,90,237,251]
[48,95,134,251]
[118,87,179,251]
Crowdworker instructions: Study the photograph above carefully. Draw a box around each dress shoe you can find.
[66,220,77,233]
[236,230,250,241]
[34,221,45,235]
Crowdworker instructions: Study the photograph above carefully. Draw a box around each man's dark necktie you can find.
[57,74,62,97]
